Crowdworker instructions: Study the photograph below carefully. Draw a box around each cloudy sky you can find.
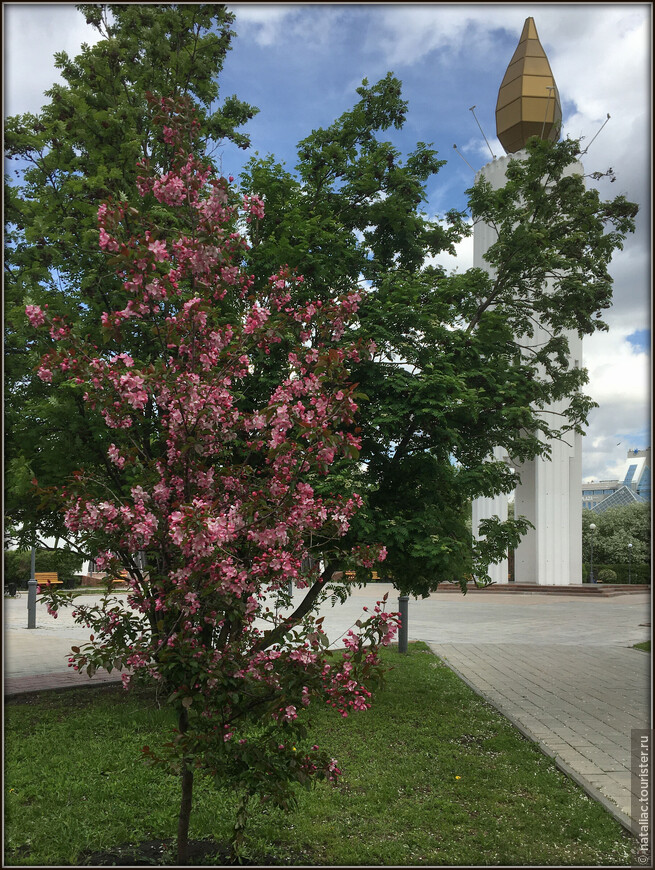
[4,2,651,483]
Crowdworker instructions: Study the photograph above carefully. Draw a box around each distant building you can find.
[582,448,651,512]
[581,481,624,511]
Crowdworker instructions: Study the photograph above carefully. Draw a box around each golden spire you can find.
[496,17,562,154]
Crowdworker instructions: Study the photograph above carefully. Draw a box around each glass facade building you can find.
[582,448,651,512]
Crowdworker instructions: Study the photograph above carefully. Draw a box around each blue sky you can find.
[215,7,590,215]
[626,329,651,353]
[3,2,651,483]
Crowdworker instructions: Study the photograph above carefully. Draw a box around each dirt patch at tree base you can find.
[80,837,292,866]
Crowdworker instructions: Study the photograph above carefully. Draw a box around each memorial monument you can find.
[471,18,583,585]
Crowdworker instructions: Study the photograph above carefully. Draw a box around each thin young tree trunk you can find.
[176,707,194,866]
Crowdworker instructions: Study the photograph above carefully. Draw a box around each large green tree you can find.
[582,503,650,565]
[5,4,256,547]
[238,77,638,594]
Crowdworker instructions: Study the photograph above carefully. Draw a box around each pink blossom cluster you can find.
[307,593,400,719]
[243,193,265,221]
[29,95,394,801]
[25,304,46,327]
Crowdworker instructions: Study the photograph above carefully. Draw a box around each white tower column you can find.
[471,152,583,586]
[471,446,509,584]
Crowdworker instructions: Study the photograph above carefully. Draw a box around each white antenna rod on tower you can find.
[581,114,611,155]
[453,144,475,171]
[469,105,496,159]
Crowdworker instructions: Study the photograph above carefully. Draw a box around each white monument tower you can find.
[471,18,583,586]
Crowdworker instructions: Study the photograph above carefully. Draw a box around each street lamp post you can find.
[628,542,633,584]
[27,545,37,629]
[398,594,409,654]
[589,523,597,584]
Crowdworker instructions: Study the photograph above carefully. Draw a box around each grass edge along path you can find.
[4,642,635,866]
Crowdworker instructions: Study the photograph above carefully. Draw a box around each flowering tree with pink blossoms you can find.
[31,96,398,864]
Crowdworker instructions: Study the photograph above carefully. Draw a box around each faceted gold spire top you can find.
[496,17,562,154]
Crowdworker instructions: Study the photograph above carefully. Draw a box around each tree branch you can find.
[253,561,338,651]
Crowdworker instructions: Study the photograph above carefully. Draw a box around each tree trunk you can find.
[176,708,194,866]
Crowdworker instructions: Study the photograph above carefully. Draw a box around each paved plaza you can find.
[4,584,651,831]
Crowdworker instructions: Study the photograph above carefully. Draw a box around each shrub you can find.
[597,568,617,583]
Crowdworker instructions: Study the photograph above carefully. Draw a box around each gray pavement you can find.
[4,585,651,831]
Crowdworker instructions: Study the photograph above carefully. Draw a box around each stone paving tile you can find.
[608,771,635,787]
[578,747,626,771]
[552,748,600,773]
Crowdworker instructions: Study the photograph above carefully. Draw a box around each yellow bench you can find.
[345,571,380,581]
[35,572,63,588]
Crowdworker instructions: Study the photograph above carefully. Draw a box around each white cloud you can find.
[227,5,297,46]
[582,328,651,479]
[3,4,105,117]
[363,5,518,68]
[229,4,343,49]
[584,331,649,407]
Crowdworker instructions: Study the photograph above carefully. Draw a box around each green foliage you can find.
[597,568,617,583]
[5,4,257,547]
[582,503,650,565]
[582,562,650,585]
[468,137,638,340]
[4,547,84,587]
[241,90,637,590]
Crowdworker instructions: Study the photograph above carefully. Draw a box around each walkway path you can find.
[4,586,650,831]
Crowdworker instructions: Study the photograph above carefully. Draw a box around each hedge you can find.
[582,562,651,585]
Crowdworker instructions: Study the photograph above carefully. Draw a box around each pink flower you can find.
[25,305,46,328]
[283,705,298,722]
[244,304,270,334]
[107,444,126,468]
[153,173,186,205]
[99,227,120,252]
[243,194,265,220]
[148,239,168,261]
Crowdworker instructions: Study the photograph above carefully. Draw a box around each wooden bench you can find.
[345,571,380,581]
[35,572,63,588]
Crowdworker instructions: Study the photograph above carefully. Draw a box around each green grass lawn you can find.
[4,642,634,866]
[633,640,651,652]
